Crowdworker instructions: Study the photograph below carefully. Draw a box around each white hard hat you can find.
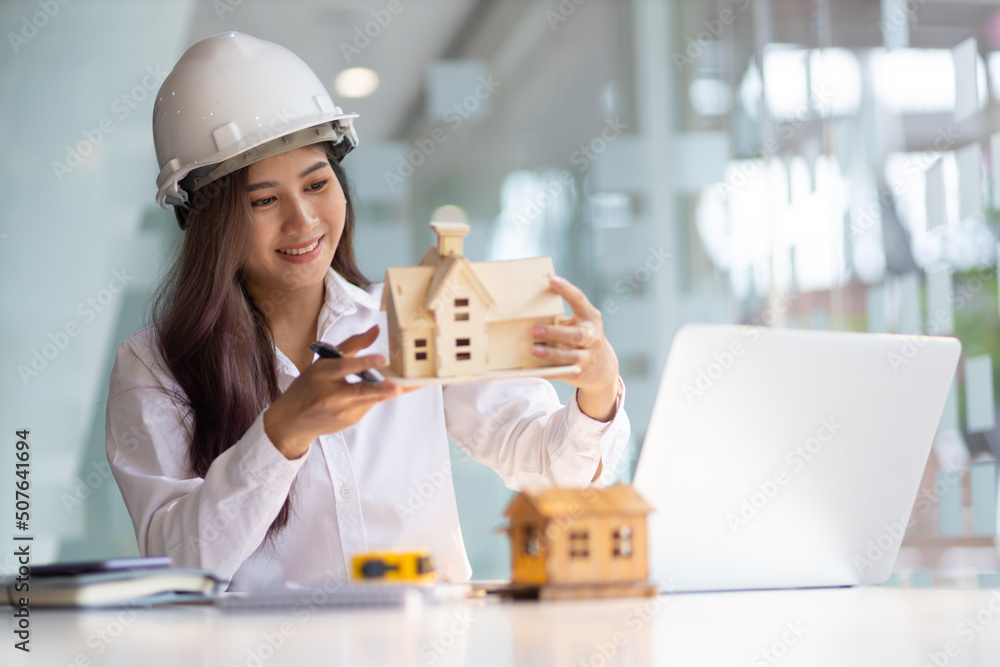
[152,32,358,209]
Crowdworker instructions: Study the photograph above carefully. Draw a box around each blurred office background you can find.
[1,0,999,584]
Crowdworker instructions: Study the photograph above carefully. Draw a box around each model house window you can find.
[521,525,541,557]
[415,339,427,348]
[415,352,427,361]
[455,313,469,321]
[612,525,633,557]
[569,531,589,558]
[457,352,471,361]
[456,338,470,347]
[455,298,469,307]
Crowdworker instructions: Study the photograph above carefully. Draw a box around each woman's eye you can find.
[306,179,328,192]
[251,196,275,207]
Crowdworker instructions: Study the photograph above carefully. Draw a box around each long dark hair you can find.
[152,141,370,546]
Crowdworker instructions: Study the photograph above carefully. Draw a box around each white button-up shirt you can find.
[105,268,630,591]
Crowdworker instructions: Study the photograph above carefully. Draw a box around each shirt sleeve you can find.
[442,375,630,490]
[104,337,310,583]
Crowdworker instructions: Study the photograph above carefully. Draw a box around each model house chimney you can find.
[430,206,470,257]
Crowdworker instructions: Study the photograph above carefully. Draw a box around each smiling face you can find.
[242,145,346,302]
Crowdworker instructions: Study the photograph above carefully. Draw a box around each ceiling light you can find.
[335,68,379,98]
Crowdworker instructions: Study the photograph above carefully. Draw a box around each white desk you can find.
[4,587,1000,666]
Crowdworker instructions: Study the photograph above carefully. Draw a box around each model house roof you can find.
[473,257,564,321]
[424,255,496,310]
[381,266,435,326]
[382,255,565,325]
[504,486,654,519]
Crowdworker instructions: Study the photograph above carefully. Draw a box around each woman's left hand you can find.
[532,275,621,423]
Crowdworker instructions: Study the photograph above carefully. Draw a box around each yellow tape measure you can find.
[351,551,437,584]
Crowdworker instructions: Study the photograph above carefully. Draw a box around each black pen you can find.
[309,341,384,385]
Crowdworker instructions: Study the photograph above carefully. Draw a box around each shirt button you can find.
[341,487,352,498]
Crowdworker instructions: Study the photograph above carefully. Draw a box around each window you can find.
[569,531,589,558]
[415,339,427,348]
[455,313,469,321]
[456,338,470,346]
[612,525,633,558]
[521,525,541,557]
[455,298,469,307]
[415,352,427,361]
[456,352,471,361]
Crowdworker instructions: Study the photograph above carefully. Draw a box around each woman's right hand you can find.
[263,325,406,459]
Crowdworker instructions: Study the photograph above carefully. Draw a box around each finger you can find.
[382,380,425,395]
[549,276,600,321]
[532,323,598,349]
[316,353,386,381]
[337,325,380,357]
[532,342,584,366]
[344,379,404,402]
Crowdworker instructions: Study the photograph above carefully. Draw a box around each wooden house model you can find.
[380,214,578,383]
[503,485,653,590]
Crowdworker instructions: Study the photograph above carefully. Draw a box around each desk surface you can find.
[4,586,1000,666]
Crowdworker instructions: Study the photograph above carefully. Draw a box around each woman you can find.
[106,32,630,590]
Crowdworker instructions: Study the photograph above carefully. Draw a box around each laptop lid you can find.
[632,325,961,592]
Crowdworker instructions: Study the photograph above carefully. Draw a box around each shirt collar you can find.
[317,267,381,339]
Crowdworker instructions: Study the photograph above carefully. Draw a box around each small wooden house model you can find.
[503,485,654,595]
[380,213,578,383]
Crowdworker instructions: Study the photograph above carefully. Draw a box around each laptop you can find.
[631,324,962,592]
